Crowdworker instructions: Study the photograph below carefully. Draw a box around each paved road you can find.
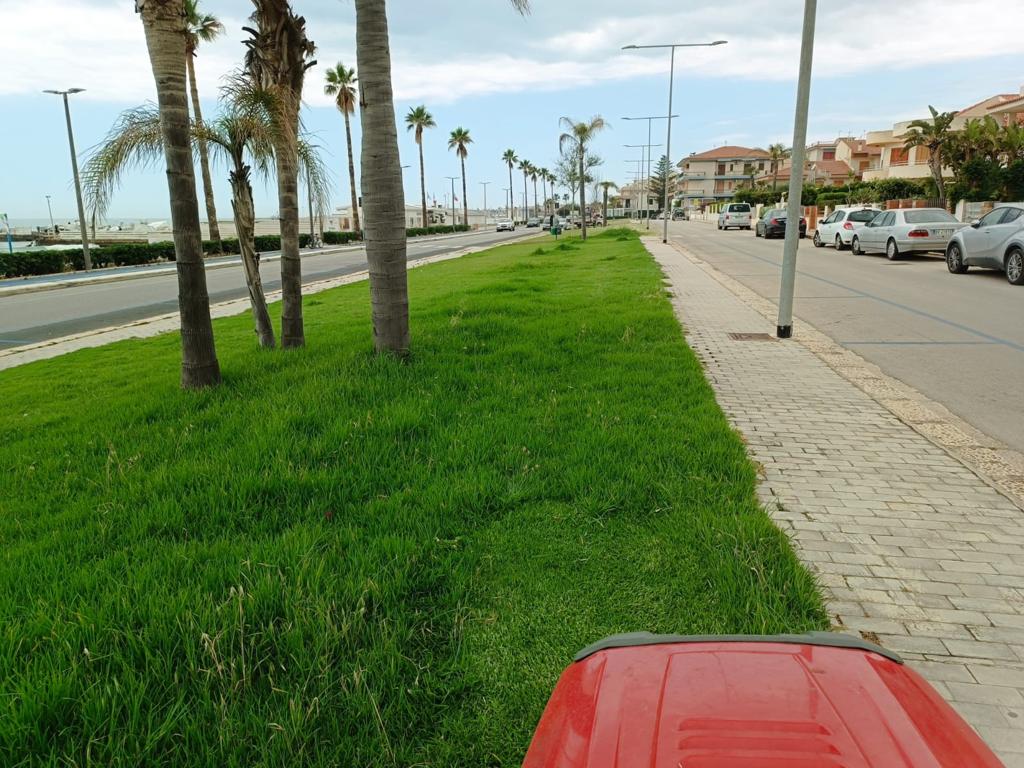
[0,229,534,349]
[669,220,1024,455]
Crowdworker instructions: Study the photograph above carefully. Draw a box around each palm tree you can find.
[529,164,540,217]
[243,1,316,348]
[547,169,557,215]
[448,127,472,226]
[768,143,789,191]
[406,105,435,227]
[502,148,518,219]
[324,62,361,234]
[904,106,957,208]
[136,0,220,389]
[598,180,617,224]
[559,115,607,240]
[184,0,224,250]
[518,159,532,223]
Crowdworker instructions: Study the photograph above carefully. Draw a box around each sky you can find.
[2,0,1023,222]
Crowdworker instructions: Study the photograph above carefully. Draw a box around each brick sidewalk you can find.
[646,237,1024,764]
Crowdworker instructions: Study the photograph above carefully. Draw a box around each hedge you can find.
[1,233,314,279]
[321,224,470,242]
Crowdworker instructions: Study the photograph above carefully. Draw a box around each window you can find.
[979,208,1006,227]
[759,161,766,170]
[883,212,896,227]
[823,150,836,160]
[728,203,751,213]
[889,147,910,166]
[848,209,879,223]
[904,210,957,224]
[1000,207,1024,224]
[717,163,726,175]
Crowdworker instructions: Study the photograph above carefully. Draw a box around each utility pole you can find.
[479,181,490,225]
[43,87,91,269]
[776,0,817,339]
[445,176,459,233]
[45,195,55,233]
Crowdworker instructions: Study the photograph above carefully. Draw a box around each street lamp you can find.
[445,176,459,233]
[625,157,644,220]
[45,195,55,233]
[479,181,491,225]
[623,115,676,229]
[503,186,512,219]
[625,142,663,228]
[621,40,727,243]
[43,87,91,270]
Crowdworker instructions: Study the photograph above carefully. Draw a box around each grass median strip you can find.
[0,228,825,765]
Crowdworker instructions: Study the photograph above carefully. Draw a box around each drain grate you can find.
[728,332,778,342]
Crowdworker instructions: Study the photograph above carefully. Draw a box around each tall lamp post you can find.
[624,142,663,228]
[625,158,644,220]
[479,181,491,225]
[445,176,459,233]
[623,116,676,228]
[43,87,91,270]
[45,195,55,233]
[621,40,728,243]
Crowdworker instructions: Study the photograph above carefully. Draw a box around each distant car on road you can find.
[852,208,967,260]
[496,220,516,232]
[813,206,881,250]
[672,209,689,221]
[717,202,753,230]
[526,217,541,228]
[755,208,806,239]
[946,203,1024,285]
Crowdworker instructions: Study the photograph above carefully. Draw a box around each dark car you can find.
[756,207,807,239]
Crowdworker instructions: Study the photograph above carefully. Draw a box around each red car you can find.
[524,632,1002,767]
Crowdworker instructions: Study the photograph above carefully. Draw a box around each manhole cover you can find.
[728,332,778,342]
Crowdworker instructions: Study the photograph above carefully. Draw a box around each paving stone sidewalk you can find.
[647,237,1024,764]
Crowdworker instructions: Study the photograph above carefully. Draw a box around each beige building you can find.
[676,146,771,206]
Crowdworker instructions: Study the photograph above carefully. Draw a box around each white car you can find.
[945,203,1024,285]
[496,220,515,232]
[813,207,880,250]
[717,202,753,230]
[852,208,968,260]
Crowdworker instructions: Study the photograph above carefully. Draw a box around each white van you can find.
[717,203,753,230]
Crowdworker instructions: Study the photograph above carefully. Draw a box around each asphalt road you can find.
[0,228,535,349]
[670,220,1024,455]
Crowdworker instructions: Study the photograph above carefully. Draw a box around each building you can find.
[862,87,1024,182]
[618,181,660,217]
[676,146,771,206]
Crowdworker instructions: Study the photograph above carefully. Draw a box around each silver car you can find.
[851,208,967,260]
[946,204,1024,285]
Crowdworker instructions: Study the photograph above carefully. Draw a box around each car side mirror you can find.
[970,220,981,229]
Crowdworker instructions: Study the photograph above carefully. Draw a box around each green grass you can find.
[0,228,825,766]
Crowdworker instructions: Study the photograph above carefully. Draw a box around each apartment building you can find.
[676,146,771,206]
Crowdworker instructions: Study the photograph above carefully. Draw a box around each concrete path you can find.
[647,236,1024,765]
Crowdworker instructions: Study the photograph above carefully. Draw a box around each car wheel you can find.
[886,239,900,260]
[1006,247,1024,285]
[813,231,823,248]
[755,227,761,238]
[835,234,847,251]
[946,242,968,274]
[717,223,722,230]
[852,236,862,255]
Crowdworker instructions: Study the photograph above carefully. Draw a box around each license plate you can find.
[935,229,953,237]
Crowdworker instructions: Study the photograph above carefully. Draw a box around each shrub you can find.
[323,230,362,245]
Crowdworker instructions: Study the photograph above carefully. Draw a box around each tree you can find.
[324,62,361,233]
[518,158,531,223]
[448,127,472,226]
[648,154,672,210]
[598,180,617,223]
[184,0,224,250]
[243,0,316,348]
[904,105,957,208]
[559,115,607,240]
[529,164,539,217]
[502,148,517,219]
[538,166,550,217]
[406,105,435,227]
[136,0,220,388]
[768,143,789,191]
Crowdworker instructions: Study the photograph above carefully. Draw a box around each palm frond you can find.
[297,137,333,219]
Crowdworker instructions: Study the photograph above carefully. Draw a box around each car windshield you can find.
[848,210,878,223]
[729,204,751,212]
[904,210,958,224]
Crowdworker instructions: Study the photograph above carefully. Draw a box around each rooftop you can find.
[680,145,771,164]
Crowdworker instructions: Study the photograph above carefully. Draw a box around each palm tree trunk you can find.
[185,52,222,250]
[355,0,410,354]
[532,178,538,217]
[603,188,608,224]
[460,154,468,227]
[307,182,315,240]
[230,162,275,348]
[275,135,304,347]
[343,109,361,233]
[138,0,220,389]
[522,171,527,224]
[931,153,947,208]
[541,176,547,217]
[507,165,513,219]
[417,139,427,227]
[579,150,588,240]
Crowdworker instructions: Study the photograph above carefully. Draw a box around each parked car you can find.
[558,217,571,230]
[496,220,515,232]
[852,208,967,260]
[526,217,541,228]
[813,206,881,250]
[672,208,689,221]
[755,208,806,239]
[946,203,1024,285]
[717,202,753,230]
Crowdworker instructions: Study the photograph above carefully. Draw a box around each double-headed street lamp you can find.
[624,141,663,228]
[479,181,491,225]
[623,116,675,229]
[445,176,460,232]
[43,87,91,270]
[621,40,728,243]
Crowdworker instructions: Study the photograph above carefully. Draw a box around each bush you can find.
[324,224,470,242]
[323,230,362,245]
